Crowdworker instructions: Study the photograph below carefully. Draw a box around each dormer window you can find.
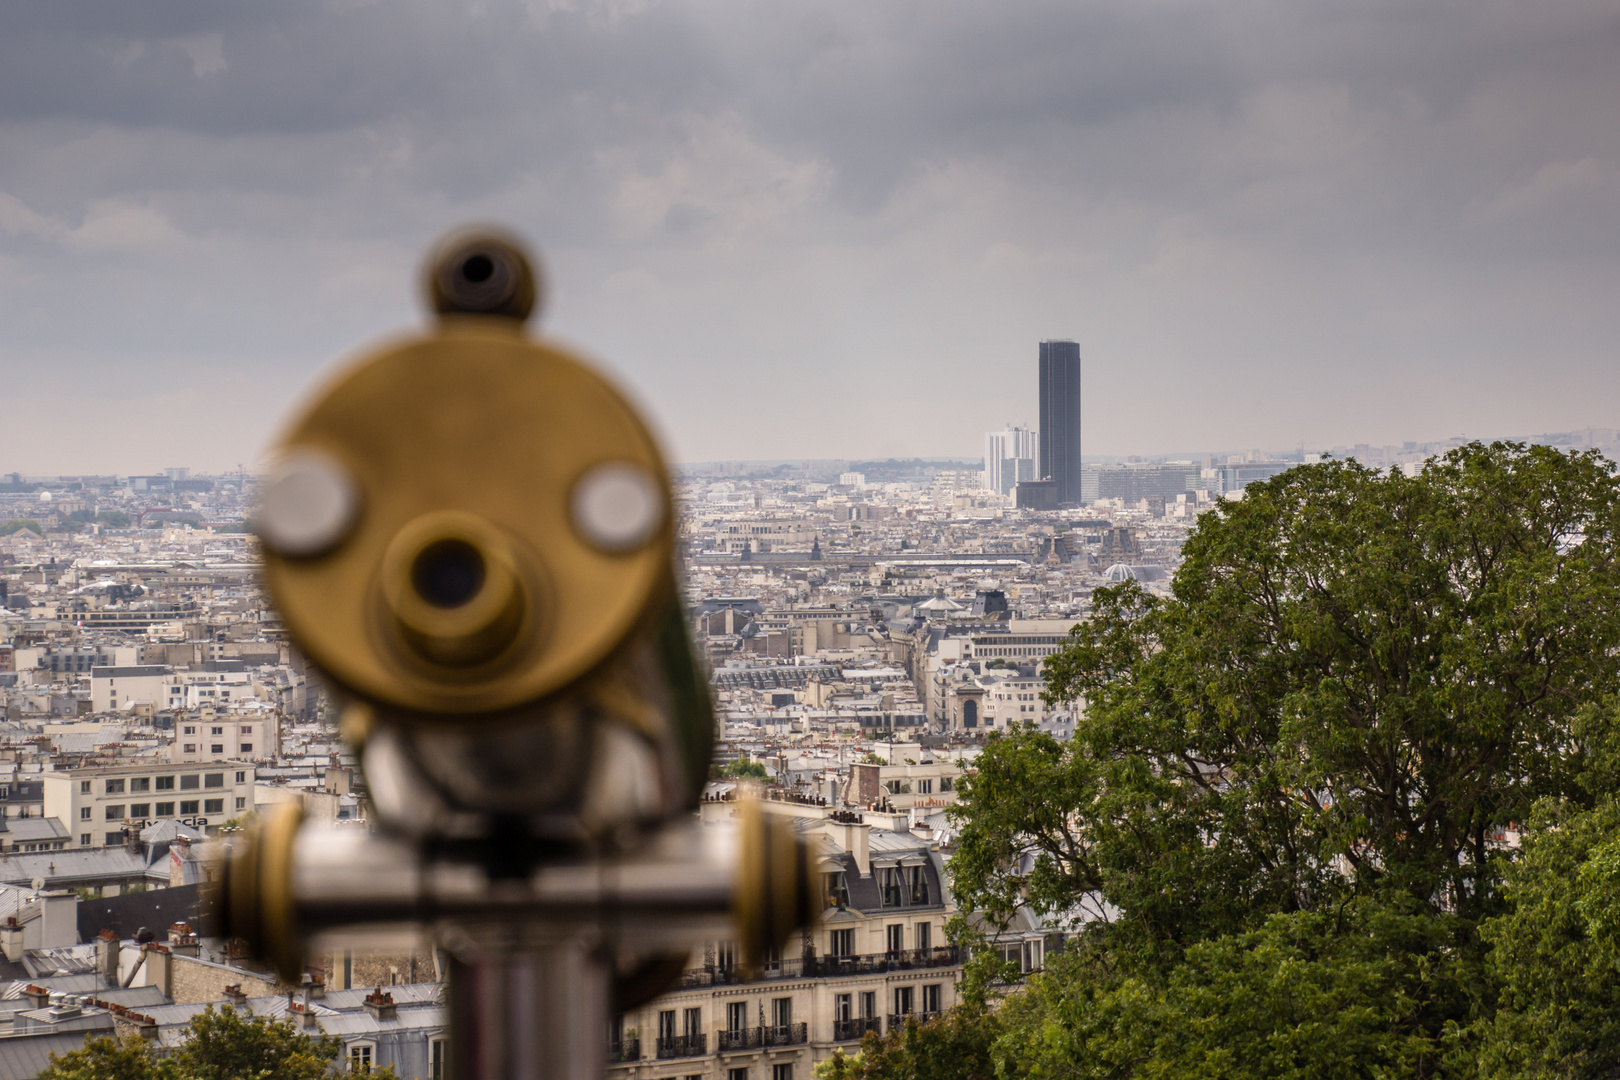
[909,865,929,905]
[880,867,904,907]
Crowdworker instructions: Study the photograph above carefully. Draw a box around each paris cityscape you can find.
[2,334,1617,1077]
[4,1,1618,1078]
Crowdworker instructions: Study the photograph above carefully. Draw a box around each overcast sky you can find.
[2,1,1618,473]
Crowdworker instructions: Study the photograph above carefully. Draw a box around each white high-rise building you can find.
[984,426,1037,495]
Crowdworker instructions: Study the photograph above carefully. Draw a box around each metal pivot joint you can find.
[217,227,817,1080]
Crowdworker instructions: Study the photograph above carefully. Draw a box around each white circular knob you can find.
[571,462,665,553]
[258,449,362,557]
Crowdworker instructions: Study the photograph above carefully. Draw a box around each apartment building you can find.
[41,761,256,848]
[610,811,961,1080]
[171,709,280,763]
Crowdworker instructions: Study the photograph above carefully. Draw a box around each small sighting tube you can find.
[448,944,608,1080]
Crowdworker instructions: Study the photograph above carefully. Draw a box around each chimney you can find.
[0,916,23,962]
[21,984,50,1010]
[167,922,199,956]
[363,988,396,1021]
[289,1000,320,1029]
[96,929,120,987]
[831,820,871,877]
[222,984,248,1009]
[143,945,173,997]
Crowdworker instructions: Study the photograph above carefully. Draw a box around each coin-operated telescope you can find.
[218,228,816,1080]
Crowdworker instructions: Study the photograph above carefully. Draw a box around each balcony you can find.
[832,1017,883,1042]
[608,1038,640,1063]
[716,1023,809,1052]
[678,947,962,988]
[655,1034,707,1059]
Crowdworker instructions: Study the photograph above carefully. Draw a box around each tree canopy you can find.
[935,443,1620,1078]
[37,1004,396,1080]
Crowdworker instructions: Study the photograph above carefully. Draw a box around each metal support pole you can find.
[448,941,608,1080]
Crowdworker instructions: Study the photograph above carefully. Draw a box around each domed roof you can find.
[1103,563,1139,583]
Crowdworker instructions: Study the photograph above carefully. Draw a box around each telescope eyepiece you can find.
[413,539,486,609]
[427,226,540,322]
[381,511,533,670]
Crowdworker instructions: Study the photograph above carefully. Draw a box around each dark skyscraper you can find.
[1038,340,1082,505]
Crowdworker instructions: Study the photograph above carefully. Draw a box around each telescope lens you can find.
[460,254,495,284]
[412,540,486,608]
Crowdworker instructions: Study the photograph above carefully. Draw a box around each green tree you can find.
[0,519,43,536]
[711,757,770,781]
[943,443,1620,1077]
[817,1007,1001,1080]
[97,510,132,527]
[37,1035,175,1080]
[1466,791,1620,1079]
[170,1004,343,1080]
[40,1004,374,1080]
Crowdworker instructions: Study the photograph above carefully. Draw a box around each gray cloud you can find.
[2,0,1619,472]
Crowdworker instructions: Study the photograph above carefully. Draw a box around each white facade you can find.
[983,427,1037,496]
[172,710,279,762]
[42,761,256,849]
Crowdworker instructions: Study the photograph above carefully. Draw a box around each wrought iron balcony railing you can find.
[655,1034,707,1059]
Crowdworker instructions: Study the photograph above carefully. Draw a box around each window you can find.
[180,775,199,790]
[130,778,150,792]
[773,1066,794,1080]
[105,805,125,820]
[922,984,942,1014]
[729,1070,749,1080]
[830,929,854,957]
[211,726,223,735]
[235,797,246,810]
[211,745,224,755]
[860,990,877,1019]
[916,922,932,951]
[684,1006,702,1040]
[824,872,849,908]
[204,799,224,814]
[183,726,196,735]
[908,866,929,905]
[156,802,175,816]
[235,771,246,783]
[79,834,90,846]
[996,939,1044,973]
[917,779,932,794]
[835,993,852,1023]
[105,779,125,794]
[894,986,913,1016]
[105,832,123,845]
[183,745,196,754]
[241,744,253,753]
[771,998,792,1030]
[658,1010,677,1043]
[80,807,92,820]
[204,773,224,788]
[886,924,904,955]
[940,776,953,792]
[726,1001,748,1033]
[880,868,903,907]
[429,1039,445,1080]
[131,803,150,818]
[156,776,175,791]
[349,1043,374,1074]
[79,781,91,794]
[180,800,199,815]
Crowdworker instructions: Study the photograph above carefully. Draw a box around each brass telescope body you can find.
[218,228,816,1080]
